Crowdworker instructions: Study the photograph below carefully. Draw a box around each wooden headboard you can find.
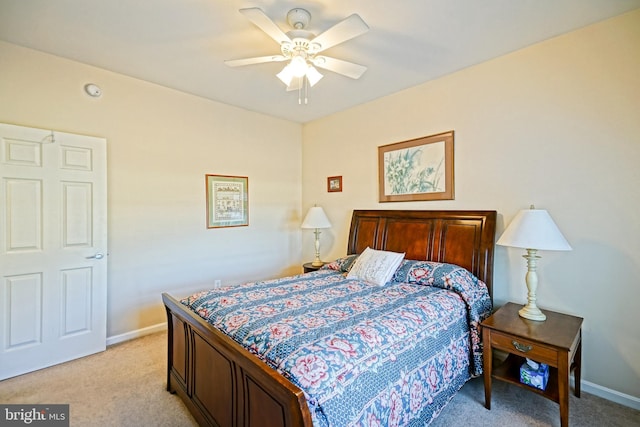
[347,210,497,297]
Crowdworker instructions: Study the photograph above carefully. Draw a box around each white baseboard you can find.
[106,322,167,346]
[572,376,640,411]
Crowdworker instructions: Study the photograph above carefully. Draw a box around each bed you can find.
[162,209,497,426]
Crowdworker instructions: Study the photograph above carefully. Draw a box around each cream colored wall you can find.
[302,10,640,399]
[0,41,303,338]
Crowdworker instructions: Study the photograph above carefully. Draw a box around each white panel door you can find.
[0,123,107,380]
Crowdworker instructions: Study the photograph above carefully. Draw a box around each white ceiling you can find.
[1,0,639,123]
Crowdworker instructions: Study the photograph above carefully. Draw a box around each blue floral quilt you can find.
[182,259,492,426]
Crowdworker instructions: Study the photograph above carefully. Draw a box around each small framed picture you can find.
[327,176,342,192]
[205,174,249,228]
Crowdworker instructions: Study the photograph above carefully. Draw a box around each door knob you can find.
[86,253,105,260]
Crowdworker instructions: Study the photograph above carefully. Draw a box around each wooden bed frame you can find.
[162,209,497,427]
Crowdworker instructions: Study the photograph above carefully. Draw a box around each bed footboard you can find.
[162,293,312,427]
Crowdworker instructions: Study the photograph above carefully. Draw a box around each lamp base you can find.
[518,248,546,322]
[519,304,547,321]
[311,229,324,268]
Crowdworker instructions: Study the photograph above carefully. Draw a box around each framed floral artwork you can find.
[378,131,454,202]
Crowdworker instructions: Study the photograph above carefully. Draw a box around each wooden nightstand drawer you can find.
[491,331,558,366]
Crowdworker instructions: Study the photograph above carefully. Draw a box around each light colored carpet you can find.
[0,331,197,426]
[0,331,638,426]
[431,376,639,427]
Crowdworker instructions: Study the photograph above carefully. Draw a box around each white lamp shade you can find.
[497,208,571,251]
[301,206,331,229]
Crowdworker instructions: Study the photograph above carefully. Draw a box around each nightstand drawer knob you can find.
[512,340,532,353]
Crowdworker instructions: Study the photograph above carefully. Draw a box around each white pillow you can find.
[346,247,405,286]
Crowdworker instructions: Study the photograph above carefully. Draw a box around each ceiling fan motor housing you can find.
[281,33,320,58]
[287,8,311,29]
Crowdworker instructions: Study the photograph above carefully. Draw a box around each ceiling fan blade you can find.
[239,8,292,45]
[310,14,369,53]
[225,55,287,67]
[312,56,367,79]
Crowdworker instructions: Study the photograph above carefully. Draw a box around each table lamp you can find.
[497,205,572,321]
[301,206,331,267]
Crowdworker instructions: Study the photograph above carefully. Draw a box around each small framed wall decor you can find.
[327,176,342,192]
[378,131,454,202]
[205,174,249,228]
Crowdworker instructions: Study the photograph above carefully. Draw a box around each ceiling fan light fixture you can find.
[306,66,323,87]
[289,55,309,77]
[276,64,295,86]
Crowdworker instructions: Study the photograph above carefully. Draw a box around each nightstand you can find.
[481,302,583,427]
[303,262,323,273]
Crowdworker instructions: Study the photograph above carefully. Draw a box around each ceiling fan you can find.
[225,7,369,102]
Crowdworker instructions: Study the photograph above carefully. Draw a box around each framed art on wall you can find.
[205,174,248,228]
[327,176,342,192]
[378,131,454,202]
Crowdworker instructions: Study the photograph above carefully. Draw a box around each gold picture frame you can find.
[378,131,454,202]
[205,174,249,228]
